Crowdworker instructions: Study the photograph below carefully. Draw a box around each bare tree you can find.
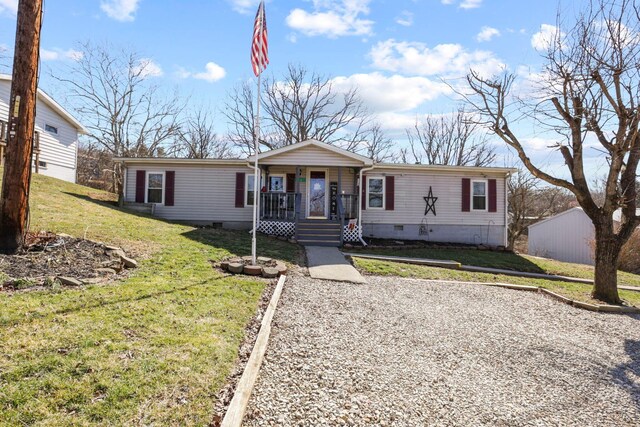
[406,108,496,166]
[361,122,398,163]
[508,167,574,249]
[224,64,369,155]
[464,0,640,303]
[53,42,183,196]
[173,109,234,159]
[76,140,115,191]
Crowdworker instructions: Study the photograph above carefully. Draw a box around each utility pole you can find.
[0,0,43,253]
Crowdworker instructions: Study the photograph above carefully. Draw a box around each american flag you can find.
[251,1,269,77]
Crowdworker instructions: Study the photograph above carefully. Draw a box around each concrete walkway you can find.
[305,246,366,283]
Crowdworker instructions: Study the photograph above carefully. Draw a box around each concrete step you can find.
[298,239,341,247]
[297,228,342,236]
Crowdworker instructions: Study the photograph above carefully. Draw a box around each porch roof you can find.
[255,139,374,167]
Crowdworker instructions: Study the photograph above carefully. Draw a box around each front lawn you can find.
[353,257,640,307]
[0,172,301,425]
[349,246,640,287]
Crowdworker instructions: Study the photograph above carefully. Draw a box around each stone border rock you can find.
[221,274,287,427]
[216,257,288,278]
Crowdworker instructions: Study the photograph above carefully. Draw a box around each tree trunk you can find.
[0,0,43,254]
[592,226,622,304]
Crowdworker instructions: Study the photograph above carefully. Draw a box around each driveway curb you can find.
[221,274,286,427]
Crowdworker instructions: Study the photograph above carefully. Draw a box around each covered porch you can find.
[252,140,373,246]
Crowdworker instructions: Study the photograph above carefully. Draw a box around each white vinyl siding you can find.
[260,144,365,167]
[361,169,507,226]
[528,208,595,265]
[0,80,80,183]
[125,163,256,222]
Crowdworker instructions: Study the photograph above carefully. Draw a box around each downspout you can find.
[358,164,375,246]
[504,171,511,248]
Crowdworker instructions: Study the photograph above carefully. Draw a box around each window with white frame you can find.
[472,180,487,211]
[147,172,164,204]
[268,174,285,192]
[367,177,385,209]
[246,174,263,206]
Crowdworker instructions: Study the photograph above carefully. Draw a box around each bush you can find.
[619,229,640,274]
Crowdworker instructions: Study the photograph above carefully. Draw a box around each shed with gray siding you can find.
[528,207,595,265]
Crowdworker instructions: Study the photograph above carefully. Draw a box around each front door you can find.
[307,170,327,218]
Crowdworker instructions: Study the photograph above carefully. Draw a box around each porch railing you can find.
[340,194,359,220]
[260,192,297,221]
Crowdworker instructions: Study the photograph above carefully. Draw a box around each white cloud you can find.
[134,58,163,78]
[100,0,140,22]
[178,62,226,82]
[476,26,500,42]
[395,10,413,27]
[460,0,482,9]
[331,72,451,113]
[41,48,83,62]
[531,24,563,51]
[370,39,505,78]
[226,0,260,14]
[0,0,17,15]
[441,0,483,9]
[286,0,374,38]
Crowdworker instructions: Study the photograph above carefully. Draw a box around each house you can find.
[115,139,514,247]
[0,74,86,183]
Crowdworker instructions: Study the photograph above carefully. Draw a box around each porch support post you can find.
[338,166,343,246]
[294,166,301,240]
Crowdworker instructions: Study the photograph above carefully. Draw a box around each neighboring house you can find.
[0,74,86,183]
[528,207,640,265]
[116,139,514,247]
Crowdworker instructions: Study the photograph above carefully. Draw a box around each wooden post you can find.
[0,0,43,253]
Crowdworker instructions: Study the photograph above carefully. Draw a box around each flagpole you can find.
[251,70,261,266]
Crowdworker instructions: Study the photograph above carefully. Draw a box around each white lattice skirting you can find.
[258,221,296,237]
[343,225,361,242]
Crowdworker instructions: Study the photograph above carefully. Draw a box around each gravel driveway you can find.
[244,276,640,426]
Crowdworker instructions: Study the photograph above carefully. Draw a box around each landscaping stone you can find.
[288,238,297,244]
[257,256,273,263]
[275,262,288,275]
[119,255,138,269]
[242,256,254,263]
[244,265,263,276]
[104,245,121,251]
[262,267,279,278]
[220,261,230,270]
[343,243,353,249]
[228,263,244,274]
[57,276,83,286]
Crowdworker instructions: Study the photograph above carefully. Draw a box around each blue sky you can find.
[0,0,604,175]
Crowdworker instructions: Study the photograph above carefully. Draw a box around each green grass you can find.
[350,246,640,287]
[0,172,301,426]
[353,258,640,307]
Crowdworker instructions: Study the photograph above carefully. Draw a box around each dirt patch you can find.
[0,232,135,291]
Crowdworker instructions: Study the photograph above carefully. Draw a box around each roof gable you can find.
[0,74,87,133]
[256,139,373,166]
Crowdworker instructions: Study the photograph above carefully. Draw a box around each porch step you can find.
[297,220,341,247]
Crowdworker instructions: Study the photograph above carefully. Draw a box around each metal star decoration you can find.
[424,186,438,216]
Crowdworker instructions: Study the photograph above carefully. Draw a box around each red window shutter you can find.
[135,170,145,203]
[461,178,470,212]
[385,176,395,210]
[361,176,367,210]
[488,179,497,212]
[286,173,296,193]
[165,171,175,206]
[235,173,245,208]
